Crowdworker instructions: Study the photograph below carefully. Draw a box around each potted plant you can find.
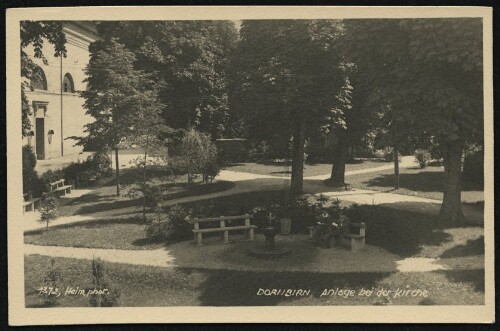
[279,203,292,235]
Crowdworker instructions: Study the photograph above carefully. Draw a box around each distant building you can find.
[23,22,98,160]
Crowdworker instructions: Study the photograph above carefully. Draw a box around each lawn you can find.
[57,169,235,217]
[24,217,164,250]
[224,159,386,177]
[25,194,484,260]
[344,166,484,204]
[25,254,484,307]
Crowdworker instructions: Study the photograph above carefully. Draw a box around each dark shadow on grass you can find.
[196,269,392,306]
[24,216,145,235]
[440,269,485,293]
[440,237,484,258]
[75,199,141,215]
[364,171,483,192]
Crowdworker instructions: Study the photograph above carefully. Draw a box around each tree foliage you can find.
[231,20,348,192]
[95,21,238,138]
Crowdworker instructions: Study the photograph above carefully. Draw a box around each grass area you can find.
[25,254,484,307]
[57,171,234,217]
[25,192,484,260]
[24,217,164,250]
[345,166,484,203]
[225,159,386,177]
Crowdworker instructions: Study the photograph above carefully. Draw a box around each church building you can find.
[23,22,98,160]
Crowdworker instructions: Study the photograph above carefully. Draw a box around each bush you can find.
[180,129,221,183]
[23,145,41,195]
[88,258,120,307]
[145,205,191,243]
[374,147,401,162]
[62,151,112,186]
[89,151,113,176]
[248,141,273,163]
[414,149,432,168]
[39,169,66,192]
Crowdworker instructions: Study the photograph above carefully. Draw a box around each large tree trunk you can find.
[330,132,347,187]
[439,141,465,223]
[393,145,400,190]
[290,121,306,194]
[142,140,148,221]
[115,147,120,197]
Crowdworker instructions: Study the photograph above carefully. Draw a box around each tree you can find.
[95,21,238,138]
[38,193,58,231]
[230,20,347,194]
[74,38,165,196]
[180,128,220,184]
[343,19,483,223]
[20,21,67,135]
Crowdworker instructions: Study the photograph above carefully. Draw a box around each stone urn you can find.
[261,225,280,250]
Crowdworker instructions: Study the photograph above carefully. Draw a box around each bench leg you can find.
[196,233,203,246]
[223,230,229,244]
[249,228,255,241]
[351,237,365,252]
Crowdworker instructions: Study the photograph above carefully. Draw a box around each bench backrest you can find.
[49,179,65,190]
[189,214,253,224]
[189,214,254,231]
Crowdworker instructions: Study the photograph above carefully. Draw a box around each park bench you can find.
[189,214,257,246]
[23,191,41,213]
[49,179,73,197]
[308,221,366,252]
[76,171,98,187]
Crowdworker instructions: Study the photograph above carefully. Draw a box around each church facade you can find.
[23,22,98,160]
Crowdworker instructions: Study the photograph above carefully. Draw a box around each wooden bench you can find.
[308,221,366,252]
[23,191,41,213]
[76,172,98,187]
[189,214,257,246]
[49,179,73,197]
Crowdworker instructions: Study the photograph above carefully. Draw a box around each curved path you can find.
[23,156,483,231]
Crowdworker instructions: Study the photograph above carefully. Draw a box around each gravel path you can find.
[24,238,484,273]
[23,156,483,231]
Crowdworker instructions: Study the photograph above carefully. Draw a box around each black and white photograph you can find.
[6,6,494,325]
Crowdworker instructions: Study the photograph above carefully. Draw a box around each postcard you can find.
[6,5,494,325]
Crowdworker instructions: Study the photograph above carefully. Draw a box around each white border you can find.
[6,6,494,325]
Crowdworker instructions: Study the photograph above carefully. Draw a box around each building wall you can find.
[23,22,98,160]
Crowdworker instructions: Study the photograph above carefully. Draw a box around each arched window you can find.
[63,73,75,93]
[30,66,47,91]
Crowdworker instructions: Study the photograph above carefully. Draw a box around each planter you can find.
[261,226,280,249]
[280,218,291,235]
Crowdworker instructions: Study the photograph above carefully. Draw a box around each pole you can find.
[394,145,399,190]
[115,147,120,196]
[60,56,64,156]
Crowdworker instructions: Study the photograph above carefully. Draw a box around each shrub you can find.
[414,149,432,168]
[145,205,191,243]
[248,141,273,163]
[88,258,120,307]
[39,258,62,307]
[89,150,113,176]
[180,129,221,183]
[39,169,66,192]
[287,195,316,234]
[22,145,41,195]
[374,147,401,162]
